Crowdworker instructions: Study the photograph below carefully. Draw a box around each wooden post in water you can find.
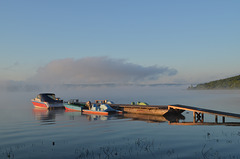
[193,111,196,123]
[222,116,225,123]
[215,115,218,123]
[201,113,204,123]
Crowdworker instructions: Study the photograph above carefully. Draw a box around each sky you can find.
[0,0,240,89]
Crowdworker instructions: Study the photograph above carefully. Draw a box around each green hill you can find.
[188,75,240,90]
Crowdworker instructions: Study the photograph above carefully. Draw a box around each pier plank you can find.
[168,104,240,119]
[109,104,169,115]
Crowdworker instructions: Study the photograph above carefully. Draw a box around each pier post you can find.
[201,113,204,123]
[222,116,225,123]
[193,111,196,123]
[215,115,218,123]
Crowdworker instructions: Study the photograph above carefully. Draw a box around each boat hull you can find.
[82,109,109,115]
[32,101,48,109]
[32,100,64,109]
[82,109,122,115]
[64,104,82,111]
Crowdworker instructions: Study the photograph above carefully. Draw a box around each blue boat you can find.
[64,99,122,115]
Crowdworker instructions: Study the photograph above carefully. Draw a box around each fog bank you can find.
[27,57,177,85]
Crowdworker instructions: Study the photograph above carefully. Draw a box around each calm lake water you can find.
[1,85,240,159]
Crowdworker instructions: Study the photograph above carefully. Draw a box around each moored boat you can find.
[82,104,123,115]
[64,99,85,111]
[31,93,64,109]
[64,99,122,115]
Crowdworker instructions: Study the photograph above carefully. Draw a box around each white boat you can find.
[82,104,123,115]
[31,93,64,109]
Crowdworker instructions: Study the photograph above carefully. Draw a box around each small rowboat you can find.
[64,99,85,111]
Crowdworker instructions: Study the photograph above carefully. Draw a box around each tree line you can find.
[188,75,240,90]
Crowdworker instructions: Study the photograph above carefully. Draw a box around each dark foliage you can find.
[188,75,240,90]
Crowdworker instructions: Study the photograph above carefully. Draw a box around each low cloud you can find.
[27,57,177,85]
[0,80,41,92]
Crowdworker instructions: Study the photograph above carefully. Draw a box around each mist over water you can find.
[1,85,240,159]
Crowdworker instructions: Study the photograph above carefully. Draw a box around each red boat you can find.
[31,93,64,109]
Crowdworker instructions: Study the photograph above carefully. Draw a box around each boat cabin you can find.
[35,93,63,103]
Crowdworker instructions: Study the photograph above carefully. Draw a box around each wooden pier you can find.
[110,104,169,116]
[168,104,240,125]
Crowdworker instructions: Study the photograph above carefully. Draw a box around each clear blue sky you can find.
[0,1,240,84]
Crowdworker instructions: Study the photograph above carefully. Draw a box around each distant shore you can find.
[188,74,240,90]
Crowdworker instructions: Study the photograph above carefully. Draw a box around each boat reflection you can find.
[66,112,185,123]
[85,114,123,121]
[64,110,83,120]
[33,108,240,126]
[64,110,185,123]
[32,108,64,125]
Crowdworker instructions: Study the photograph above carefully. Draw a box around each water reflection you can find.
[124,113,185,123]
[169,114,240,126]
[64,110,82,120]
[169,121,240,126]
[32,108,240,126]
[32,108,64,125]
[85,114,123,121]
[32,108,184,124]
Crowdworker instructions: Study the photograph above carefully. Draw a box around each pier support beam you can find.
[168,104,240,125]
[193,111,204,123]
